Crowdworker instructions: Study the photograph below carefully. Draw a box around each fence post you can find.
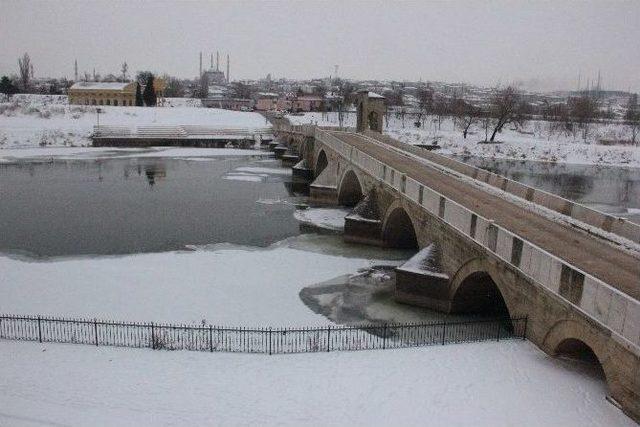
[382,324,388,350]
[150,322,155,349]
[496,321,501,342]
[94,318,98,346]
[441,322,446,345]
[326,326,331,352]
[268,327,272,355]
[523,317,527,340]
[37,316,42,343]
[209,325,213,352]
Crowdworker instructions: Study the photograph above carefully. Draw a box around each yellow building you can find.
[68,82,137,106]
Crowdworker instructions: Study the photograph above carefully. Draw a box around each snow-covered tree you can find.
[488,86,526,142]
[626,94,639,146]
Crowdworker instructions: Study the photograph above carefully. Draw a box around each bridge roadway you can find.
[329,131,640,301]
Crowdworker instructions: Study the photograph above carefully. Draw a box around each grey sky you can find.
[1,0,638,92]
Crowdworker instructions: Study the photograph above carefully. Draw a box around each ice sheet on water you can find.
[293,207,351,231]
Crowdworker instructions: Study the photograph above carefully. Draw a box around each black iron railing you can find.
[0,314,527,354]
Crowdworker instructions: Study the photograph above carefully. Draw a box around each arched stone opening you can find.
[450,271,511,318]
[554,338,607,383]
[315,150,328,178]
[368,111,380,131]
[338,170,363,207]
[382,207,418,249]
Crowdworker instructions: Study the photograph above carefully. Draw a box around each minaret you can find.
[74,59,78,82]
[226,54,230,83]
[216,51,220,71]
[199,52,202,77]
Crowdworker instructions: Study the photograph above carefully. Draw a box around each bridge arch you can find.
[382,205,419,249]
[315,150,328,178]
[543,320,613,392]
[449,257,518,326]
[338,169,364,207]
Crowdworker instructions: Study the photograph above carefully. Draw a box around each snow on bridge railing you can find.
[314,128,640,355]
[362,130,640,244]
[0,314,526,355]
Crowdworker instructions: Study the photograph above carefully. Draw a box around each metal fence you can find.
[0,314,526,355]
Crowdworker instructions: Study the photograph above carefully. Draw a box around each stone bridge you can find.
[274,108,640,422]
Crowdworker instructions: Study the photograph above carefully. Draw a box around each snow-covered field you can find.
[288,112,640,167]
[0,339,631,426]
[0,94,270,150]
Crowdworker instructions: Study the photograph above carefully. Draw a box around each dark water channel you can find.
[0,156,303,257]
[454,155,640,224]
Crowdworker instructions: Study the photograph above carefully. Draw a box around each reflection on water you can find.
[454,155,640,224]
[0,156,302,257]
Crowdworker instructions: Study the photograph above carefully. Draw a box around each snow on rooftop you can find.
[70,82,132,90]
[368,91,385,99]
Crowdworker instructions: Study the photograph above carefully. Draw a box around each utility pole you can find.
[199,52,202,77]
[74,59,78,82]
[216,51,220,72]
[226,54,230,83]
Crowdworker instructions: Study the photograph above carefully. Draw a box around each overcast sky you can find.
[1,0,638,92]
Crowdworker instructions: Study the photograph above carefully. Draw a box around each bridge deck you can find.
[331,131,640,301]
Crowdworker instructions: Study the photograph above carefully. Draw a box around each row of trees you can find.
[384,85,639,144]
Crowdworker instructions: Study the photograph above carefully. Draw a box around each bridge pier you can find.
[278,123,640,423]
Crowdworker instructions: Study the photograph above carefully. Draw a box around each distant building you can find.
[255,93,279,111]
[202,69,227,85]
[293,95,324,112]
[68,82,137,106]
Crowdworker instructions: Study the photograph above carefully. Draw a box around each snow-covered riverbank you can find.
[0,94,270,149]
[288,112,640,168]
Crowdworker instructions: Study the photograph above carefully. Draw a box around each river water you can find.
[0,156,302,257]
[454,155,640,224]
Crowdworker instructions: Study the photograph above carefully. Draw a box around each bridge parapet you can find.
[314,128,640,357]
[363,130,640,244]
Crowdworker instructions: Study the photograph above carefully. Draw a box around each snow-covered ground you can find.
[0,339,631,426]
[0,94,270,149]
[288,112,640,167]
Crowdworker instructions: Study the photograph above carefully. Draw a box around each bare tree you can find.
[17,52,32,91]
[569,95,599,141]
[121,62,128,81]
[432,96,448,131]
[230,81,253,99]
[416,86,433,127]
[488,86,526,142]
[451,97,480,139]
[626,93,639,146]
